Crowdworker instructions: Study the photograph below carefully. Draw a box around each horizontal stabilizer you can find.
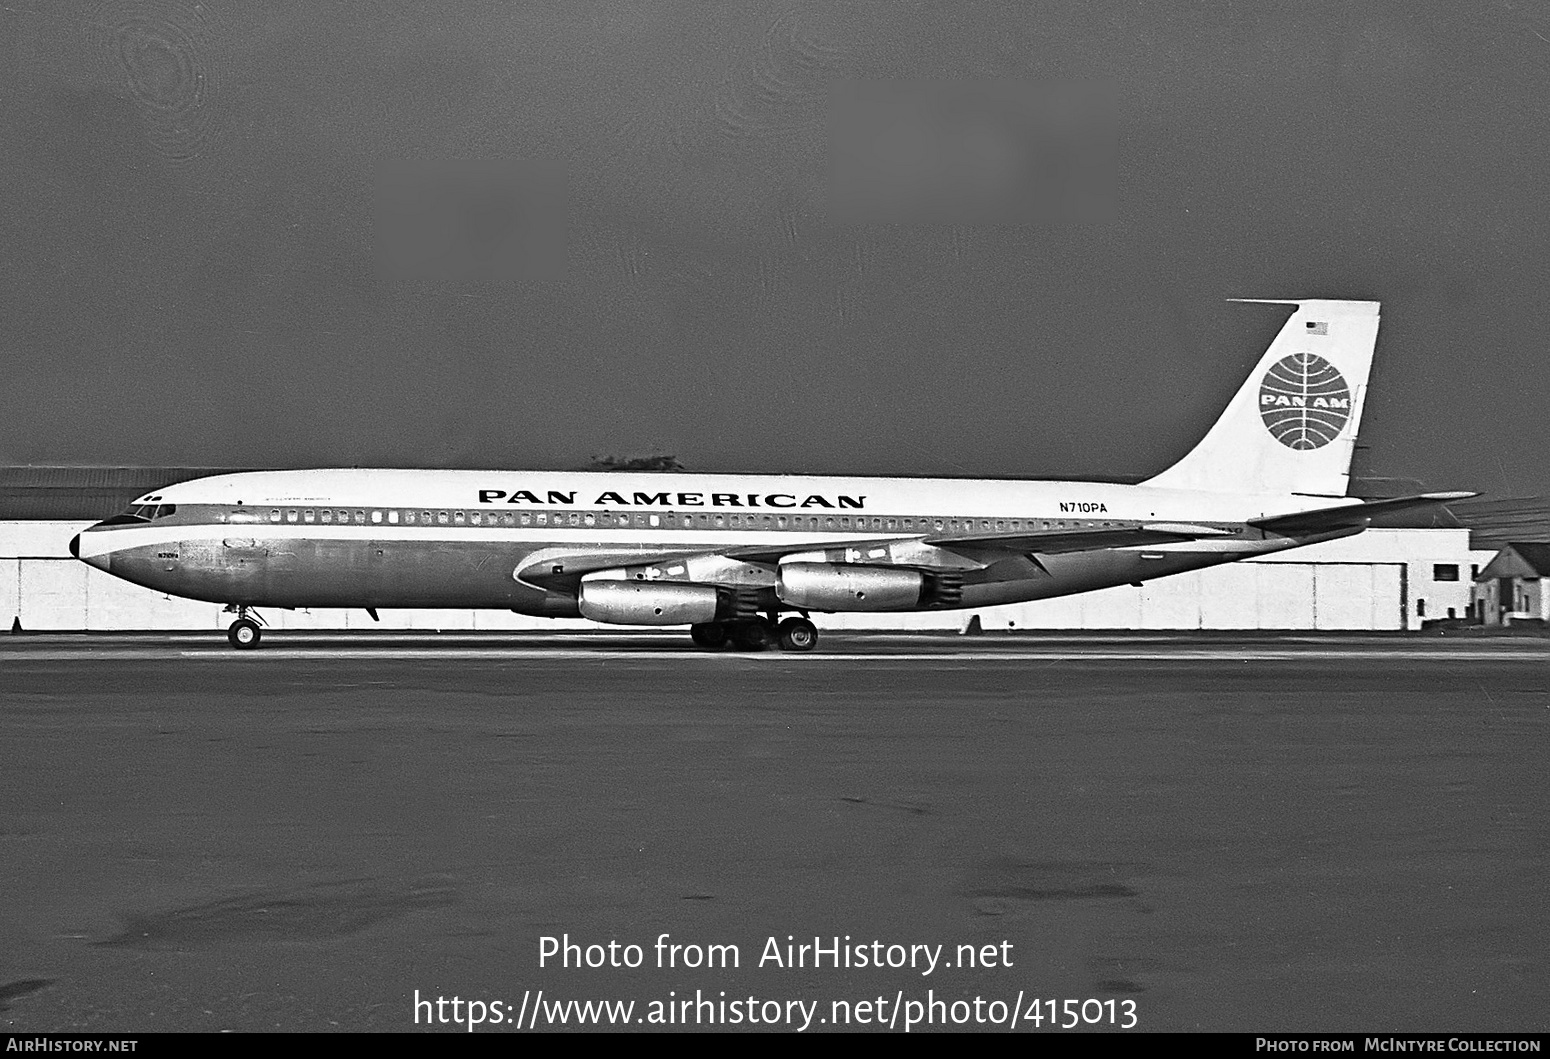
[1251,492,1478,535]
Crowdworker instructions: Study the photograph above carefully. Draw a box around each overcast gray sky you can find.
[2,0,1546,499]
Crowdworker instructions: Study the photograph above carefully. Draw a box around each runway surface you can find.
[1,634,1546,1032]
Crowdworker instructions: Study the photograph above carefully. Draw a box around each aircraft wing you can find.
[922,522,1236,555]
[1250,491,1478,535]
[516,523,1239,591]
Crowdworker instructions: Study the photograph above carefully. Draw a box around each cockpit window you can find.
[118,502,175,519]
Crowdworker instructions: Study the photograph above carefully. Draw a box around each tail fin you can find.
[1144,299,1380,496]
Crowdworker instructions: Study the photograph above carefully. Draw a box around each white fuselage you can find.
[73,469,1360,619]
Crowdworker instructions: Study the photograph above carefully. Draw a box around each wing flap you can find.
[924,522,1234,555]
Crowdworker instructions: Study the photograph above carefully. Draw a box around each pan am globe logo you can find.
[1258,352,1352,450]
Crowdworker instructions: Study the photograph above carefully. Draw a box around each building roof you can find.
[1475,542,1550,581]
[1507,542,1550,576]
[0,466,236,521]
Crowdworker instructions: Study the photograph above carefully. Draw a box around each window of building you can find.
[1470,564,1479,579]
[1433,564,1459,582]
[1417,599,1426,616]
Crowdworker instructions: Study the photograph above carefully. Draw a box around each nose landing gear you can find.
[223,605,264,650]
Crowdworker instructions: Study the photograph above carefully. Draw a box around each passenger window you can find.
[584,513,595,526]
[731,515,741,527]
[714,515,725,527]
[321,510,333,524]
[437,511,449,525]
[649,514,660,527]
[776,517,787,529]
[536,513,547,525]
[302,509,314,523]
[371,510,383,524]
[761,516,771,527]
[681,516,692,527]
[286,509,298,523]
[568,513,579,526]
[352,510,363,524]
[825,518,836,529]
[520,513,531,526]
[421,511,431,523]
[453,510,465,525]
[933,520,943,531]
[389,510,400,524]
[470,512,481,525]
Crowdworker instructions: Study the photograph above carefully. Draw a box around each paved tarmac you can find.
[1,633,1546,1033]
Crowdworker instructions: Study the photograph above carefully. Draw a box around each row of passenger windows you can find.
[236,508,1117,533]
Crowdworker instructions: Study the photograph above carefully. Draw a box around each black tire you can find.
[689,622,728,649]
[777,617,818,652]
[731,620,772,652]
[228,618,262,650]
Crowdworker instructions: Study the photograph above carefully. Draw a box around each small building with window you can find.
[1471,543,1550,626]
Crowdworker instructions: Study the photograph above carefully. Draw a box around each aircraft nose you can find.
[69,533,80,559]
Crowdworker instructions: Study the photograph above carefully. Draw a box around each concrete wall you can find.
[0,522,1485,633]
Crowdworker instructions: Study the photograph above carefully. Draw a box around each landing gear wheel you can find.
[228,618,262,650]
[690,622,729,649]
[731,620,773,652]
[777,617,818,652]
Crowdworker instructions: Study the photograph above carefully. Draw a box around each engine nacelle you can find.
[776,563,925,611]
[578,580,724,625]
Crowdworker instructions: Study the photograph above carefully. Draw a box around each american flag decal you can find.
[1305,321,1329,335]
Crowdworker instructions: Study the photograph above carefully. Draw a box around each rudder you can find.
[1144,299,1380,496]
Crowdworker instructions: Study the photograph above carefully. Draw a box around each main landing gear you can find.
[689,616,819,653]
[224,605,264,650]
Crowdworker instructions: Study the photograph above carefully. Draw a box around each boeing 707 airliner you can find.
[71,299,1473,650]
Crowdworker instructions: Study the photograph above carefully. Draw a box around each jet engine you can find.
[776,563,926,611]
[578,580,729,625]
